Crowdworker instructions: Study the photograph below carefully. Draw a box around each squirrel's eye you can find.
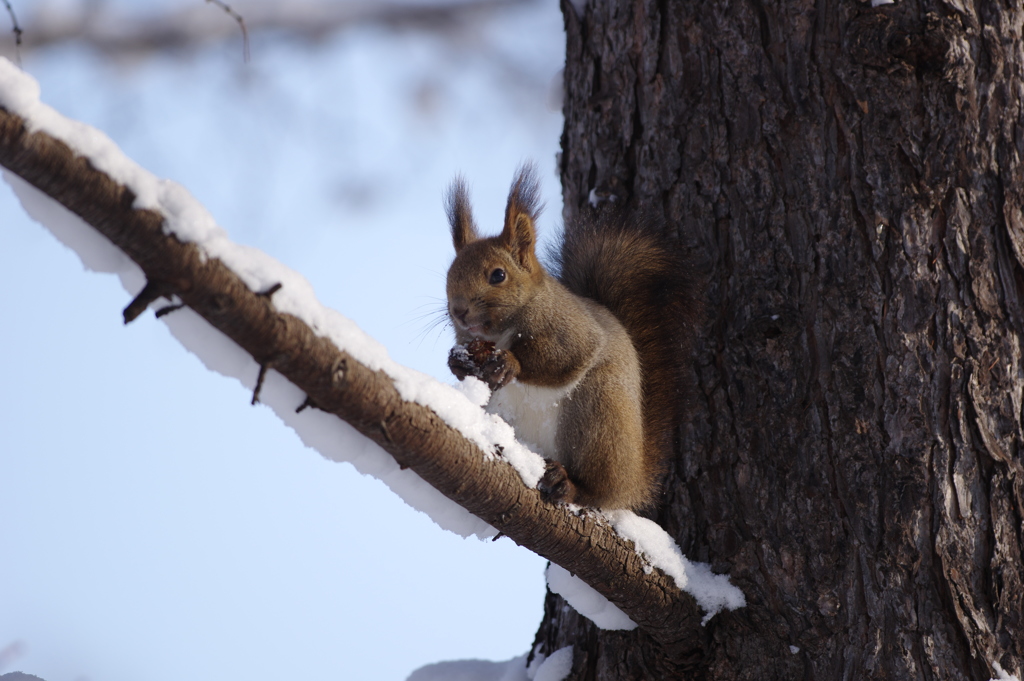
[489,268,506,285]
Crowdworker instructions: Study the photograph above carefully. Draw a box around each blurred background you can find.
[0,1,565,679]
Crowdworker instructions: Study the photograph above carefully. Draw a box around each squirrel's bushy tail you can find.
[553,212,702,508]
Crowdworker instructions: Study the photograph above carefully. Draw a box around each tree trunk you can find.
[536,0,1024,678]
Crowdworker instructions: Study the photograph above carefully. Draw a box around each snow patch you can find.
[545,564,637,631]
[604,510,746,623]
[456,375,492,407]
[991,661,1021,681]
[543,509,746,629]
[4,170,139,279]
[531,646,573,681]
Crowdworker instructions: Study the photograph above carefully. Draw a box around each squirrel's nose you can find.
[451,306,469,324]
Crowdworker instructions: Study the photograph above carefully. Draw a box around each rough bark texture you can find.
[0,105,713,665]
[535,0,1024,678]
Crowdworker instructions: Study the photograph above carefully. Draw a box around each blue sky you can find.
[0,2,567,679]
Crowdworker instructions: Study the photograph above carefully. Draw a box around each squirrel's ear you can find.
[501,163,543,269]
[501,212,537,269]
[446,176,478,252]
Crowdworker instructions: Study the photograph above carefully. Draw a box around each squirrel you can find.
[444,164,699,512]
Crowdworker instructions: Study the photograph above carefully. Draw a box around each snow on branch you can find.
[0,58,742,666]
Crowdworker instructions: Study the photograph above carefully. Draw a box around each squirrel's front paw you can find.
[449,340,518,390]
[449,339,500,382]
[479,349,518,390]
[448,345,478,381]
[538,460,577,505]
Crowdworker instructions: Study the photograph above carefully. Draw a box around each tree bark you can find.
[539,0,1024,678]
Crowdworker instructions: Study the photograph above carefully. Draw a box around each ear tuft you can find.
[501,163,544,267]
[446,175,478,252]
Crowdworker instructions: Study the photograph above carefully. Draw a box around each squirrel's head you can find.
[445,164,545,344]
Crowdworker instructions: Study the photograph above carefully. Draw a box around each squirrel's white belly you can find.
[487,380,575,461]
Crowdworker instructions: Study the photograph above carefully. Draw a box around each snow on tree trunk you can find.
[534,0,1024,678]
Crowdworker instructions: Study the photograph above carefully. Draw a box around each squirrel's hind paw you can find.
[538,460,577,505]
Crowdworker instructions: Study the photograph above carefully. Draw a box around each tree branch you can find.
[1,0,21,65]
[0,103,715,667]
[204,0,250,63]
[5,0,529,57]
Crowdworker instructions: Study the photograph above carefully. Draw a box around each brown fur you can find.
[552,211,701,510]
[444,164,698,512]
